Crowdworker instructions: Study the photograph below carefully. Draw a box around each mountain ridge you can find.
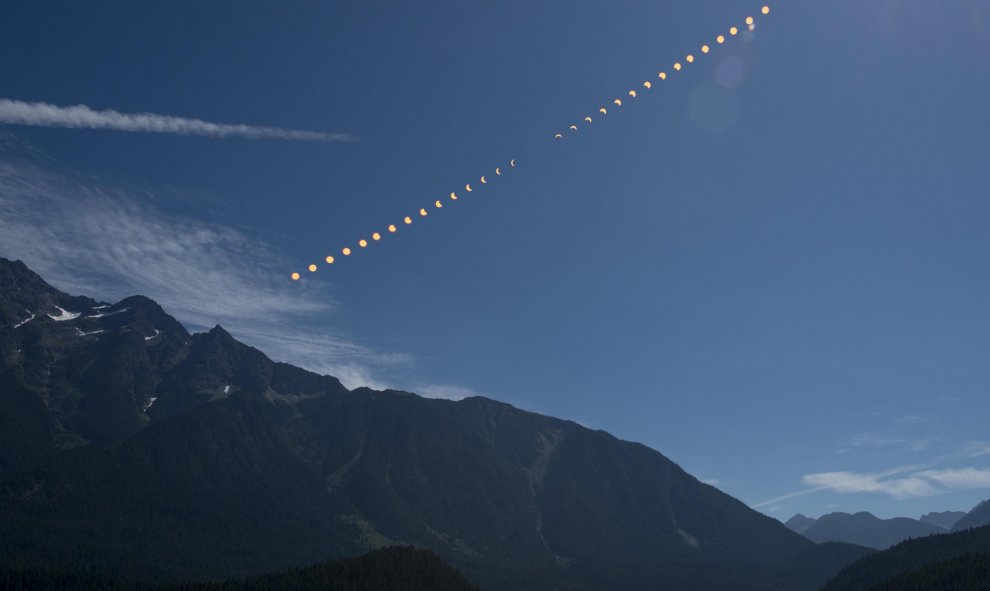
[954,499,990,532]
[786,511,945,550]
[0,257,868,590]
[920,510,966,530]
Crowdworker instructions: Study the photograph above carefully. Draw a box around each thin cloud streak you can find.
[0,98,352,142]
[752,464,931,509]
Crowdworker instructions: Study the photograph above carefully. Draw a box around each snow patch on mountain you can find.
[13,310,35,329]
[85,307,129,319]
[47,306,80,321]
[76,328,105,337]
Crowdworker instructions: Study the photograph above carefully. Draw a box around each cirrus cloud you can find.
[0,98,352,142]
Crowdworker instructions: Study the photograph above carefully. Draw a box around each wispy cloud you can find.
[799,464,990,501]
[960,442,990,459]
[918,467,990,490]
[802,466,940,499]
[835,433,936,455]
[848,434,907,448]
[0,146,396,389]
[896,414,934,425]
[0,98,351,142]
[757,439,990,511]
[752,464,930,508]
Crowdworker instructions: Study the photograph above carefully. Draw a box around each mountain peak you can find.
[785,513,818,535]
[1,259,869,590]
[208,324,231,337]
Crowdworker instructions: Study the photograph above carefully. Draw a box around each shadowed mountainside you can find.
[954,499,990,532]
[0,257,868,590]
[820,524,990,591]
[0,546,480,591]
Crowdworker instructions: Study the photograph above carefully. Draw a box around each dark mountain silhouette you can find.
[0,546,480,591]
[919,510,966,530]
[0,257,868,590]
[789,511,944,550]
[820,524,990,591]
[865,552,990,591]
[786,513,818,534]
[954,499,990,531]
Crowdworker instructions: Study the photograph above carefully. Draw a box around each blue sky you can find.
[2,0,989,521]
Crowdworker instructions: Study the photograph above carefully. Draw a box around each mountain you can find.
[786,513,818,534]
[0,257,869,590]
[954,499,990,531]
[792,511,944,550]
[820,524,990,591]
[0,546,481,591]
[866,552,990,591]
[920,510,966,530]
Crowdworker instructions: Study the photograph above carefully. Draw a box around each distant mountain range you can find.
[920,510,967,530]
[785,513,818,535]
[786,499,990,550]
[0,257,869,590]
[785,512,946,550]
